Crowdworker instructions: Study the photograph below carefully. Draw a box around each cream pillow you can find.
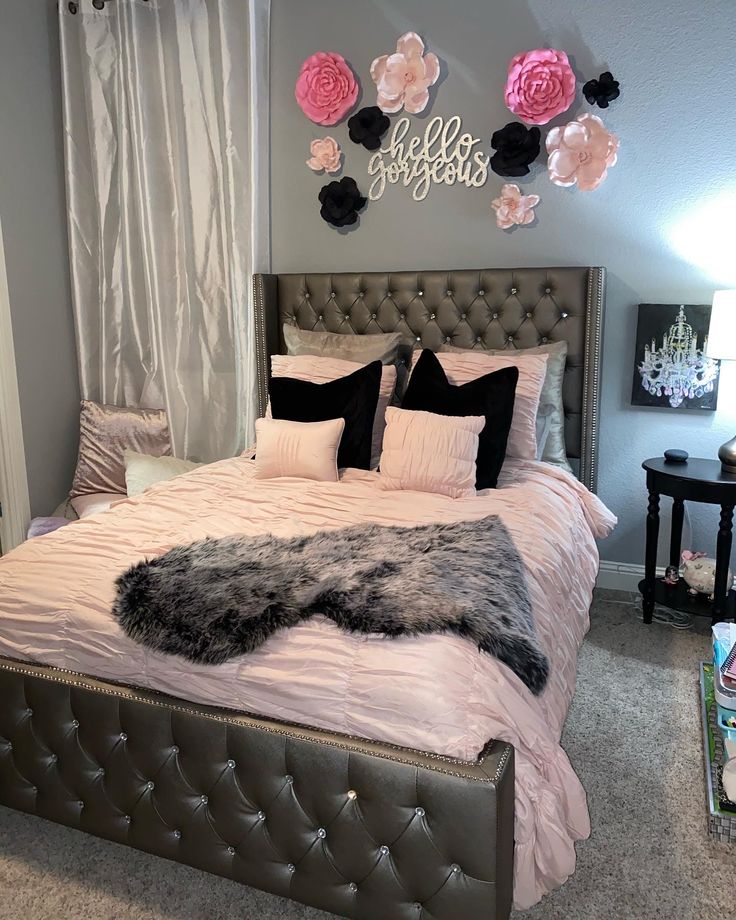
[380,407,485,498]
[429,352,548,460]
[254,417,345,481]
[124,450,201,497]
[270,354,397,466]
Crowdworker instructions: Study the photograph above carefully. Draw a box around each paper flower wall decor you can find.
[490,122,541,177]
[348,106,391,151]
[546,114,619,191]
[504,49,576,126]
[295,52,359,125]
[370,32,440,115]
[491,184,540,229]
[318,176,367,228]
[583,71,620,108]
[307,137,342,174]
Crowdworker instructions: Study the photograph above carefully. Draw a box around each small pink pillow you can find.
[429,352,548,460]
[380,407,485,498]
[254,417,345,481]
[270,354,397,465]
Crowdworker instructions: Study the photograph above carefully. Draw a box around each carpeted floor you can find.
[0,591,732,920]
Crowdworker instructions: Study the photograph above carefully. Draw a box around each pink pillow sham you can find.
[426,352,548,460]
[380,407,485,498]
[270,354,397,466]
[254,417,345,481]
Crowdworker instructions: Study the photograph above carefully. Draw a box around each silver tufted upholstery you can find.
[0,657,514,919]
[254,267,605,491]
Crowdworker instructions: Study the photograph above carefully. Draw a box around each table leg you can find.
[713,504,734,624]
[643,489,660,624]
[670,498,684,568]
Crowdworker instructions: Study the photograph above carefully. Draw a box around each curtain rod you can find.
[66,0,151,12]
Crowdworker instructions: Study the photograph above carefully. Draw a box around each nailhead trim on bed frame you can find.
[0,656,515,919]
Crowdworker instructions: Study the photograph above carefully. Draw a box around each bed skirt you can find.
[0,656,514,919]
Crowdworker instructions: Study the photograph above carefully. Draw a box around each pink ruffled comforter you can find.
[0,458,615,909]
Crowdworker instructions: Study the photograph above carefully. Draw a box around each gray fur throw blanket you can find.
[113,516,548,694]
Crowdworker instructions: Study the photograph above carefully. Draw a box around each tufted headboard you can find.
[253,267,605,492]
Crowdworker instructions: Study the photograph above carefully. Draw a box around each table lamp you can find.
[706,290,736,473]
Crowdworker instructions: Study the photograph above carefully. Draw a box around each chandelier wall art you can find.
[631,303,720,410]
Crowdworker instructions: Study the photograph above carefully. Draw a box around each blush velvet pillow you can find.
[401,349,518,490]
[430,351,548,461]
[70,401,172,497]
[268,360,381,470]
[380,408,485,498]
[270,355,396,466]
[254,417,345,481]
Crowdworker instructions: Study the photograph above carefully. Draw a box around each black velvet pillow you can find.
[401,350,518,489]
[269,361,382,470]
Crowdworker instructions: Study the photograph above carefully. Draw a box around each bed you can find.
[0,267,609,919]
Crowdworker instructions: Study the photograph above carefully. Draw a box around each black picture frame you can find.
[631,303,720,410]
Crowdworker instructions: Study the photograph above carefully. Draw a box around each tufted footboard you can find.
[0,656,514,919]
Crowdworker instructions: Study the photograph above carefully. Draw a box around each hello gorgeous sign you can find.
[367,115,490,202]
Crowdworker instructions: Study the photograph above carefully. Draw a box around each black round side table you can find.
[640,458,736,624]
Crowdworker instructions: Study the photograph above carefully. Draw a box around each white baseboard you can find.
[596,560,664,593]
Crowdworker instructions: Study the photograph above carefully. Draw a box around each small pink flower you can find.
[505,48,576,126]
[491,183,540,229]
[546,113,619,191]
[306,137,342,174]
[295,52,359,126]
[370,32,440,115]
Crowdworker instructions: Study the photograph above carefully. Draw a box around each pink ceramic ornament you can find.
[491,183,540,229]
[505,49,576,126]
[370,32,440,115]
[546,113,619,191]
[306,137,342,174]
[295,52,359,126]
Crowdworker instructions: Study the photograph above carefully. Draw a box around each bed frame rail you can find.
[0,656,514,919]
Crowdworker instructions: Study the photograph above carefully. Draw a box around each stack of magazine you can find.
[713,623,736,808]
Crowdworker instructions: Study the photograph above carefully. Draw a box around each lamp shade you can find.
[706,290,736,360]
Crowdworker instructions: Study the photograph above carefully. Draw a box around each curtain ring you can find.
[68,1,78,13]
[92,0,105,9]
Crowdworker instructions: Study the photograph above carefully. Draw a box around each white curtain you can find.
[59,0,270,460]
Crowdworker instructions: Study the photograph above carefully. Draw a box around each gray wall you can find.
[270,0,736,565]
[0,1,79,517]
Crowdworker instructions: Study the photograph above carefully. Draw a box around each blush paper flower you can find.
[307,137,342,173]
[504,48,576,126]
[370,31,440,115]
[295,52,359,126]
[491,183,540,229]
[546,113,619,191]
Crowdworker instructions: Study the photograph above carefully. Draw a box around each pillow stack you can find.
[253,324,565,499]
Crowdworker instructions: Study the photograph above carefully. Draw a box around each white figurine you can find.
[681,550,733,600]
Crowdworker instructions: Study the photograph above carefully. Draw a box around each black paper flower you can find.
[583,71,620,108]
[489,122,541,178]
[348,106,391,151]
[318,176,367,228]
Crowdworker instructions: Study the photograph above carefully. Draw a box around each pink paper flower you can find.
[306,137,342,174]
[295,52,359,126]
[505,48,576,125]
[491,183,540,229]
[370,32,440,115]
[546,113,619,191]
